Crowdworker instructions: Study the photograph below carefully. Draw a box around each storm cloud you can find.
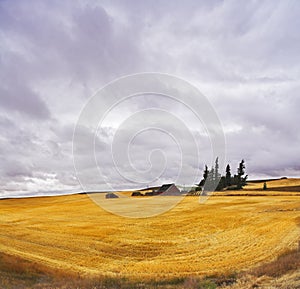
[0,0,300,196]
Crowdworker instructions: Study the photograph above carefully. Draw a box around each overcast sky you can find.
[1,0,300,196]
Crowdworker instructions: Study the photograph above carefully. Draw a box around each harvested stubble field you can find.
[0,180,299,281]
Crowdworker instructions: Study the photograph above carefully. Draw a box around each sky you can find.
[0,0,300,196]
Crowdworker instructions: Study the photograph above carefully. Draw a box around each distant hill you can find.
[247,177,287,183]
[246,178,300,190]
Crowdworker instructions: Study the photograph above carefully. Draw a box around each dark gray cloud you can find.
[0,0,300,196]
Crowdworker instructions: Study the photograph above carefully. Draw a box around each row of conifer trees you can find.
[197,158,248,191]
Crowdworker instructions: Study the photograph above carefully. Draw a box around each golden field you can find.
[216,178,300,196]
[0,179,299,280]
[247,178,300,189]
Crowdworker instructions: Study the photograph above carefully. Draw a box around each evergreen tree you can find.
[214,158,225,190]
[225,164,231,186]
[237,159,247,189]
[206,168,214,184]
[232,174,239,186]
[199,165,209,187]
[263,182,267,190]
[217,176,226,191]
[199,158,249,193]
[204,167,215,192]
[214,157,219,182]
[203,165,209,182]
[237,159,245,176]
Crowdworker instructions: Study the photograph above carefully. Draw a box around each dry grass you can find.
[250,248,300,277]
[219,248,300,289]
[0,252,228,288]
[1,251,299,289]
[0,179,299,287]
[0,257,172,289]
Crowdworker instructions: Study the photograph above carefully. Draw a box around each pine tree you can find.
[203,165,209,182]
[203,167,214,192]
[225,164,231,186]
[217,176,226,191]
[214,157,219,182]
[263,182,267,190]
[237,159,247,189]
[199,165,209,187]
[199,158,249,192]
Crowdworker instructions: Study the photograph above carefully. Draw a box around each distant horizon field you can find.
[0,178,299,279]
[1,177,300,200]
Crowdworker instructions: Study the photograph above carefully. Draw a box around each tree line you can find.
[197,158,248,192]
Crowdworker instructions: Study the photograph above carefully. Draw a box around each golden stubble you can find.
[0,180,299,278]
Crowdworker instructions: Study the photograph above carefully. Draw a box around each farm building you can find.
[131,191,143,197]
[156,183,181,195]
[105,193,119,199]
[144,184,181,196]
[145,191,155,196]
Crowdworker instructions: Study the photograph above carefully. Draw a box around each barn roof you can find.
[105,192,119,198]
[157,183,174,193]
